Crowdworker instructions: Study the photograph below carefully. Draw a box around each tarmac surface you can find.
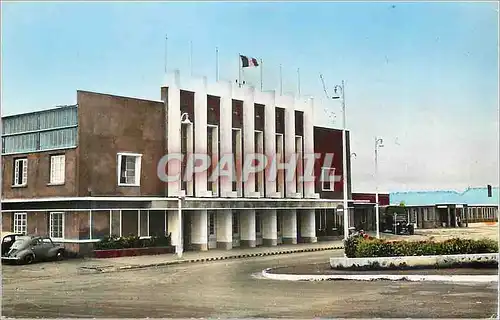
[2,250,498,318]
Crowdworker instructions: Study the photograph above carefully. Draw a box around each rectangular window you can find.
[50,212,64,239]
[209,212,216,236]
[207,125,219,196]
[321,167,334,191]
[13,158,28,186]
[232,211,239,235]
[295,135,303,195]
[232,129,242,194]
[14,212,27,235]
[254,131,264,195]
[50,154,66,184]
[117,153,142,186]
[275,133,284,195]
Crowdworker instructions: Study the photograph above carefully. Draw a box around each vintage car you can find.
[380,213,415,235]
[1,232,25,256]
[1,235,65,264]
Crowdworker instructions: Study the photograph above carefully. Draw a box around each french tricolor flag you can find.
[240,55,259,68]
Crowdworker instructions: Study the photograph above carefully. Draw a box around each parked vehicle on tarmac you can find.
[380,213,415,235]
[1,235,65,264]
[1,232,24,256]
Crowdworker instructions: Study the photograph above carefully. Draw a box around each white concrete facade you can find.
[161,70,343,252]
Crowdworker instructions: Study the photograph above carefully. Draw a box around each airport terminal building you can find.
[1,71,358,255]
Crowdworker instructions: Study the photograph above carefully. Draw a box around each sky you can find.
[1,1,499,193]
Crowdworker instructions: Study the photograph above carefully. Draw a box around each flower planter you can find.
[93,246,175,259]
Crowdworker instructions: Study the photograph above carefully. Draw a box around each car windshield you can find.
[10,237,31,249]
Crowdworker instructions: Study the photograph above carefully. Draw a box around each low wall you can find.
[93,246,175,258]
[330,253,499,270]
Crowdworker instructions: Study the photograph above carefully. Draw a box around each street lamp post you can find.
[332,81,349,240]
[176,195,184,258]
[374,137,384,239]
[176,112,192,258]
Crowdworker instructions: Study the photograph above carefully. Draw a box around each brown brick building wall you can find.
[76,90,166,197]
[2,149,78,199]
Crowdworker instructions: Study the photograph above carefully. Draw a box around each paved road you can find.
[2,250,498,318]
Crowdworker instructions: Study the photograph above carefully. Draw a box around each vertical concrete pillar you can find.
[303,98,318,199]
[166,70,183,197]
[216,210,232,250]
[264,91,279,198]
[193,77,211,197]
[167,210,179,247]
[300,209,317,243]
[243,87,259,197]
[191,210,208,251]
[219,81,236,197]
[262,209,278,246]
[282,209,297,244]
[240,209,256,248]
[284,96,297,197]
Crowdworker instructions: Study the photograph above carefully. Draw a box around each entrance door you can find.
[232,211,240,248]
[277,211,283,244]
[207,211,217,249]
[256,211,263,246]
[182,211,192,251]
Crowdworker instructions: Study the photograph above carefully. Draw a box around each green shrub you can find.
[94,233,172,250]
[347,237,498,258]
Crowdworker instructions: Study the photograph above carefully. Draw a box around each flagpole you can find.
[216,47,219,81]
[260,59,263,91]
[238,53,242,88]
[297,67,301,96]
[279,64,283,95]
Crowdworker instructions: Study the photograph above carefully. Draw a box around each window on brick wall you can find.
[13,158,28,186]
[50,212,64,239]
[117,153,142,186]
[50,154,66,184]
[14,212,27,235]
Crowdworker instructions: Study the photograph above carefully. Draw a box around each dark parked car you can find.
[380,213,415,235]
[1,232,24,256]
[1,235,65,264]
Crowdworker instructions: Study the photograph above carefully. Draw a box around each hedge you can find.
[94,233,172,250]
[344,236,498,258]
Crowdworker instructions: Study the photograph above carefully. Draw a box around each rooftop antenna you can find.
[320,74,336,124]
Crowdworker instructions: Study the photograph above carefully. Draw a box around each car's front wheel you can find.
[55,250,64,261]
[24,254,35,265]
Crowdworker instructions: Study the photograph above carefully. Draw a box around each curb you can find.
[260,268,499,283]
[82,245,343,274]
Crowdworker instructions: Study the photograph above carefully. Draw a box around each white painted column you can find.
[166,70,184,197]
[282,209,297,244]
[167,210,180,247]
[262,209,278,246]
[303,98,319,199]
[193,77,211,197]
[264,91,280,198]
[240,209,256,248]
[283,96,298,198]
[191,210,208,251]
[216,210,232,250]
[243,86,259,198]
[300,209,317,243]
[219,81,237,198]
